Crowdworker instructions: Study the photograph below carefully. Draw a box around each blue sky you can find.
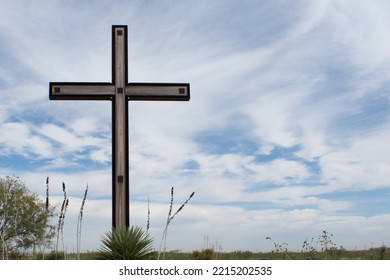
[1,0,390,253]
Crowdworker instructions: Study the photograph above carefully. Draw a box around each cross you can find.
[49,25,190,229]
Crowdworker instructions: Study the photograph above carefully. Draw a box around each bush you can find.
[192,249,214,260]
[96,226,155,260]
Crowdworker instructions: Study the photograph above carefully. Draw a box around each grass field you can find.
[56,247,388,260]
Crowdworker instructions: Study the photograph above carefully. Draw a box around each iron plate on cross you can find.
[49,25,190,229]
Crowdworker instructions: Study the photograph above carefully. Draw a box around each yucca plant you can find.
[96,226,155,260]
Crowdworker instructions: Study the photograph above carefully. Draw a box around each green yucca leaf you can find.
[97,226,155,260]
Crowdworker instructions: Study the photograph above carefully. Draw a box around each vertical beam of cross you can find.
[113,26,128,229]
[49,25,190,229]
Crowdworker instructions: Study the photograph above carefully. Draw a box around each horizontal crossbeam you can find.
[49,82,190,101]
[127,83,190,101]
[50,83,115,100]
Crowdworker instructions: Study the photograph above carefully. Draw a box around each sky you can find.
[1,0,390,254]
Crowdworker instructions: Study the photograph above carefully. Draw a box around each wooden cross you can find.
[49,25,190,229]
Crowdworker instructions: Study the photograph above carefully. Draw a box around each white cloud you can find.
[330,1,390,72]
[249,159,311,185]
[320,127,390,191]
[0,122,52,158]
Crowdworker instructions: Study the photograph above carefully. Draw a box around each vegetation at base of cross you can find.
[93,187,195,260]
[1,175,388,260]
[0,175,198,260]
[0,176,56,260]
[96,226,155,260]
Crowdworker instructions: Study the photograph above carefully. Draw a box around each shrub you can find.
[96,226,155,260]
[192,249,214,260]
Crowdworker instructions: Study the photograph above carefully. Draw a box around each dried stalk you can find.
[77,184,88,260]
[158,187,195,260]
[42,176,49,259]
[146,195,150,234]
[56,181,68,259]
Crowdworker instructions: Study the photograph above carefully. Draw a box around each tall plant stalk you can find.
[146,195,150,235]
[158,187,195,260]
[42,176,50,260]
[77,184,88,260]
[56,181,69,259]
